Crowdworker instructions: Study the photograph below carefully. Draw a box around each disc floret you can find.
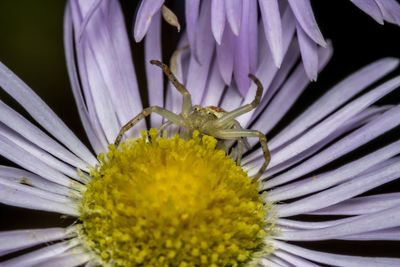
[80,129,274,266]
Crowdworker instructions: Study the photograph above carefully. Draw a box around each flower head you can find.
[0,0,400,266]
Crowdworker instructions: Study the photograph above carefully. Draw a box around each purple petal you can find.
[185,0,201,60]
[186,0,215,104]
[237,6,298,127]
[351,0,384,24]
[276,157,400,217]
[259,0,283,67]
[279,205,400,241]
[273,240,400,266]
[200,58,225,106]
[224,0,242,35]
[0,60,97,166]
[264,105,400,189]
[287,0,326,46]
[211,0,226,44]
[375,0,400,25]
[0,134,78,188]
[39,251,91,267]
[268,138,400,201]
[248,0,258,73]
[274,250,321,267]
[309,193,400,216]
[63,5,107,153]
[145,11,163,128]
[340,227,400,241]
[71,0,146,140]
[0,166,72,196]
[0,228,73,255]
[0,125,86,183]
[267,76,400,168]
[220,85,243,111]
[0,98,89,171]
[296,23,319,81]
[233,1,251,95]
[270,58,399,150]
[133,0,164,42]
[0,182,78,216]
[0,240,80,267]
[216,26,234,85]
[247,43,331,135]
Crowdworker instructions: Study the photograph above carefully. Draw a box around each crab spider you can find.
[114,60,271,179]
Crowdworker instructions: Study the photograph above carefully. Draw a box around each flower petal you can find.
[273,240,400,266]
[264,105,400,188]
[0,227,75,255]
[274,250,321,267]
[287,0,326,46]
[0,61,97,166]
[211,0,226,44]
[248,106,389,176]
[186,0,215,104]
[201,58,226,106]
[268,137,400,201]
[0,125,87,183]
[259,0,283,67]
[350,0,384,24]
[375,0,400,25]
[224,0,242,35]
[279,205,400,241]
[0,99,90,171]
[0,239,80,267]
[64,5,108,153]
[133,0,164,42]
[216,26,235,85]
[296,22,319,81]
[145,11,163,128]
[276,157,400,217]
[270,58,399,150]
[185,0,201,60]
[0,183,78,216]
[0,134,81,189]
[0,166,73,196]
[38,248,92,267]
[308,193,400,216]
[267,76,400,168]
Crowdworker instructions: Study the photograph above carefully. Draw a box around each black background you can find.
[0,0,399,262]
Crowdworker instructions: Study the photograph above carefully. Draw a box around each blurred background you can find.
[0,0,399,260]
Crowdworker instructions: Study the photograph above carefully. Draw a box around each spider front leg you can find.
[114,106,183,146]
[213,129,270,180]
[213,74,263,128]
[150,60,192,117]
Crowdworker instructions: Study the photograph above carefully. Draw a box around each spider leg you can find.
[213,129,270,180]
[213,74,263,128]
[114,106,183,146]
[150,60,192,116]
[159,121,173,137]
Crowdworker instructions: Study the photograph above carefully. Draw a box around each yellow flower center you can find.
[79,129,274,266]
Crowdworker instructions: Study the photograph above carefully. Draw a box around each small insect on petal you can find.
[162,5,181,33]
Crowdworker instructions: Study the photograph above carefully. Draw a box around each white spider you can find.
[114,60,270,179]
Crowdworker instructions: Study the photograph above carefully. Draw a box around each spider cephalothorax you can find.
[114,60,270,179]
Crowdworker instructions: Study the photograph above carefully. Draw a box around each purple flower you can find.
[134,0,400,92]
[0,0,399,266]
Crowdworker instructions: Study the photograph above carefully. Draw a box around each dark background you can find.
[0,0,399,261]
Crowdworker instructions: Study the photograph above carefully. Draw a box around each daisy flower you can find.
[0,0,400,266]
[134,0,400,91]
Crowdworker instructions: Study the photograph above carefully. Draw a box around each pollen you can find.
[79,129,274,266]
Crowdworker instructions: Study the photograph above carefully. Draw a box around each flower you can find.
[134,0,400,90]
[0,0,400,266]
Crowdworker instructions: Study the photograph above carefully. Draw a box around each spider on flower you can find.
[114,60,271,179]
